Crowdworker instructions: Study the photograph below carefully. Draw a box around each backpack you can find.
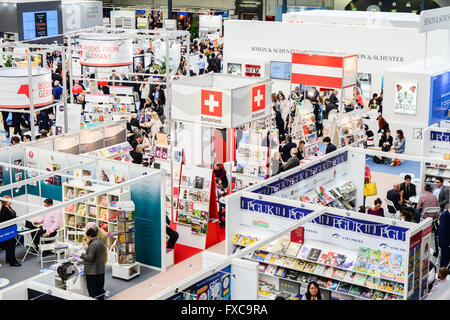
[373,156,383,164]
[57,261,76,281]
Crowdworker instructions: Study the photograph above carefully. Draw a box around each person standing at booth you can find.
[81,227,106,300]
[434,177,449,213]
[438,209,450,269]
[82,222,108,266]
[0,196,21,267]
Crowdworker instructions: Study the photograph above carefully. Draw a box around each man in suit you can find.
[400,174,417,206]
[278,135,296,163]
[323,136,337,154]
[150,84,166,106]
[119,73,129,86]
[277,148,300,174]
[108,70,120,86]
[434,177,449,213]
[330,89,339,105]
[296,140,305,161]
[438,209,450,268]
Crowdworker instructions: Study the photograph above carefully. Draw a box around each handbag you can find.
[364,178,377,197]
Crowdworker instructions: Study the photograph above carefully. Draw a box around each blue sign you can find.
[429,71,450,125]
[252,151,348,195]
[430,130,450,142]
[0,225,17,243]
[194,266,231,300]
[240,197,408,241]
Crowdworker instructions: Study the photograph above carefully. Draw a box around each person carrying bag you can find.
[364,165,377,197]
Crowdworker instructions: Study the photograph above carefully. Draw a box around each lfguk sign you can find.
[79,37,133,67]
[241,197,408,241]
[419,7,450,33]
[0,67,53,109]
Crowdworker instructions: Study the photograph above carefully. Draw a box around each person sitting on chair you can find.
[400,175,417,205]
[277,148,300,174]
[323,136,337,154]
[429,268,448,295]
[414,184,439,223]
[26,198,62,255]
[386,184,406,213]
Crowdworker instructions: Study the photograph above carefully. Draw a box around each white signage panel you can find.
[394,81,417,115]
[79,36,133,67]
[419,7,450,33]
[0,67,52,109]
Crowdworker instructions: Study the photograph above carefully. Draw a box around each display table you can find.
[16,226,39,263]
[112,262,140,281]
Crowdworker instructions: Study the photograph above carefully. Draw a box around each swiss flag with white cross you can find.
[201,89,222,117]
[252,84,265,112]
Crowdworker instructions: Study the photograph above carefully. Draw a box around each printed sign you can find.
[419,7,450,33]
[79,37,133,67]
[394,82,417,115]
[201,89,222,118]
[0,225,18,243]
[252,84,265,112]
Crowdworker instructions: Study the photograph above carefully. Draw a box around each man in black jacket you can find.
[330,89,339,105]
[296,141,305,161]
[277,148,300,174]
[279,135,297,163]
[36,110,51,132]
[323,136,337,154]
[150,84,166,106]
[400,174,417,205]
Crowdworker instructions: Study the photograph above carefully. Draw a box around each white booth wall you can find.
[382,55,450,156]
[223,19,449,95]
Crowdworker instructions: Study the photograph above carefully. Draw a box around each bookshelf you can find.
[423,162,450,187]
[62,181,133,250]
[300,180,357,210]
[234,235,405,300]
[291,105,319,157]
[330,111,365,148]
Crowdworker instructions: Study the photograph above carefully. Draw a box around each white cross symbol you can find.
[254,89,264,107]
[204,94,219,113]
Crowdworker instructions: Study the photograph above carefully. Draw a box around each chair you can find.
[422,207,441,221]
[38,229,65,268]
[384,198,400,219]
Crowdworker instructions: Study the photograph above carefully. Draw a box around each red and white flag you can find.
[291,53,356,89]
[252,84,265,112]
[201,89,222,117]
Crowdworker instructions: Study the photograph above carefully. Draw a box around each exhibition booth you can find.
[223,13,449,101]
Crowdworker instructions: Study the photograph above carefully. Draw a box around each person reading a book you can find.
[81,227,106,300]
[82,222,108,265]
[26,198,62,255]
[302,281,323,300]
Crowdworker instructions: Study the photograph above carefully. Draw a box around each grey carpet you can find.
[0,245,159,299]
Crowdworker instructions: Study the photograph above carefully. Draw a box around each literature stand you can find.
[88,141,133,162]
[291,102,319,157]
[226,191,433,300]
[62,181,132,250]
[330,110,365,148]
[175,165,220,250]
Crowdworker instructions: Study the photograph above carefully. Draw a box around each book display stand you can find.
[330,110,365,148]
[89,141,133,163]
[421,125,450,189]
[175,165,221,250]
[291,102,319,157]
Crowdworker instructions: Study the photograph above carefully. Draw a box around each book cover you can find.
[269,254,279,265]
[265,265,277,275]
[368,249,381,265]
[307,248,321,261]
[316,277,328,288]
[274,267,287,278]
[318,253,328,264]
[314,264,326,275]
[297,273,308,284]
[337,282,351,294]
[285,242,302,257]
[356,247,370,263]
[390,253,402,270]
[306,274,318,283]
[353,260,369,273]
[323,266,336,278]
[297,246,310,260]
[290,226,304,244]
[232,233,242,244]
[284,257,297,269]
[353,274,367,286]
[393,283,404,295]
[325,252,338,266]
[379,251,391,267]
[384,293,400,300]
[335,254,348,268]
[381,266,394,280]
[65,204,75,213]
[304,262,317,273]
[293,260,306,271]
[285,270,300,281]
[334,269,347,281]
[274,255,286,266]
[344,271,356,283]
[99,195,108,207]
[77,203,85,216]
[379,280,395,293]
[259,264,268,273]
[349,285,362,296]
[360,288,373,299]
[325,280,339,291]
[367,264,381,277]
[253,251,267,262]
[372,291,385,300]
[364,276,377,288]
[393,268,405,283]
[238,235,250,246]
[273,237,291,255]
[88,206,97,218]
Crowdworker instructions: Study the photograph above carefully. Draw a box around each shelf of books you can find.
[422,162,450,187]
[292,105,319,157]
[175,165,221,250]
[89,141,133,162]
[330,111,365,148]
[84,90,135,126]
[236,235,406,300]
[299,181,357,211]
[233,143,268,192]
[62,181,133,250]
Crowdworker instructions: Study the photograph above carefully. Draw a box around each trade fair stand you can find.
[0,144,168,279]
[0,42,68,139]
[224,189,432,300]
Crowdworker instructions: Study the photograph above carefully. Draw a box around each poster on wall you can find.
[356,73,372,101]
[394,82,417,115]
[227,63,242,76]
[194,266,231,300]
[429,71,450,125]
[104,122,127,147]
[244,64,261,77]
[79,127,104,153]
